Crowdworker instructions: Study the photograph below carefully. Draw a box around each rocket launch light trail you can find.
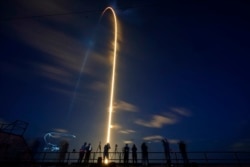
[102,7,118,144]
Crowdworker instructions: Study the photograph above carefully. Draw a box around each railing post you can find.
[67,152,70,164]
[234,152,241,167]
[42,152,46,162]
[119,152,121,163]
[175,152,178,167]
[204,152,208,164]
[92,152,95,163]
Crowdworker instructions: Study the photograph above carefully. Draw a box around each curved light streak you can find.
[43,132,76,152]
[101,7,118,144]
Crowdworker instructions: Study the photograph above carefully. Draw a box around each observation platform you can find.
[0,121,249,166]
[1,150,249,167]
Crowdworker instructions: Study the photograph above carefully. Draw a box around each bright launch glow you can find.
[102,7,118,144]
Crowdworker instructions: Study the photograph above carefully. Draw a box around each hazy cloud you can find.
[230,139,250,151]
[8,18,112,88]
[88,81,107,91]
[2,1,122,104]
[135,115,177,128]
[47,86,76,97]
[143,135,180,144]
[38,63,73,86]
[123,140,133,144]
[45,130,76,139]
[114,100,138,112]
[171,107,191,117]
[53,128,68,133]
[143,135,163,141]
[134,107,191,128]
[7,20,83,80]
[119,129,136,134]
[111,124,121,129]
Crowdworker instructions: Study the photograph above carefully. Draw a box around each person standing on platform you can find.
[103,143,111,162]
[132,144,138,165]
[97,141,102,153]
[162,138,172,167]
[178,140,189,167]
[123,144,130,166]
[58,140,69,163]
[78,142,87,163]
[141,142,149,166]
[84,143,92,164]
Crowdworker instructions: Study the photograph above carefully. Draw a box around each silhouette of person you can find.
[113,144,118,160]
[30,138,41,160]
[98,141,102,152]
[178,140,189,166]
[162,138,171,167]
[84,143,92,164]
[96,141,102,160]
[132,144,138,165]
[58,140,69,163]
[141,142,149,166]
[103,143,111,161]
[115,144,118,153]
[123,144,130,166]
[78,142,87,163]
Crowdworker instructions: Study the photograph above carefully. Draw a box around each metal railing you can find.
[29,151,250,166]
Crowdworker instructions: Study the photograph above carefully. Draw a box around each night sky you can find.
[1,0,250,153]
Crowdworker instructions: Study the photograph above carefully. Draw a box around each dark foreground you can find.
[0,162,249,167]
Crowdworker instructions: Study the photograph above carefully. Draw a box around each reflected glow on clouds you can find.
[114,100,138,112]
[135,115,177,128]
[119,129,135,134]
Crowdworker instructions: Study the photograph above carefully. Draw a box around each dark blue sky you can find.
[1,0,250,152]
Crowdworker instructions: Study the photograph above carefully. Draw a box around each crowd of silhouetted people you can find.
[72,138,192,167]
[77,142,93,164]
[28,137,194,167]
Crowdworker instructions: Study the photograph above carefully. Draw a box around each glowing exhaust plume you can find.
[101,7,118,144]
